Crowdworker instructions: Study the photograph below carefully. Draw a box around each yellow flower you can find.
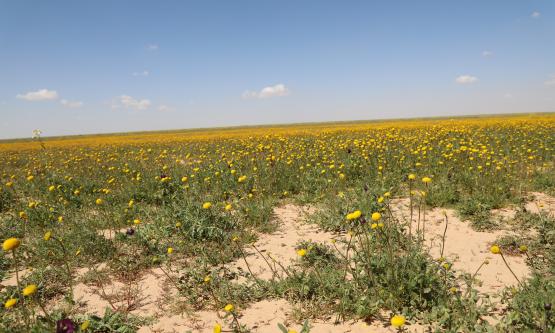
[449,287,458,294]
[238,175,247,183]
[377,196,384,203]
[175,222,182,227]
[19,211,27,219]
[224,303,234,312]
[391,314,406,327]
[213,323,222,333]
[346,210,361,220]
[408,174,416,180]
[58,216,63,223]
[5,181,13,187]
[4,298,17,309]
[202,202,212,209]
[43,231,52,241]
[128,200,134,208]
[95,198,103,205]
[48,185,56,192]
[181,176,188,182]
[297,249,307,257]
[22,284,37,297]
[371,223,378,229]
[80,320,90,330]
[490,245,501,254]
[133,218,141,225]
[519,245,528,253]
[2,238,20,251]
[225,204,232,211]
[204,275,212,283]
[422,177,432,183]
[288,331,298,333]
[27,175,34,181]
[167,247,174,254]
[371,212,381,221]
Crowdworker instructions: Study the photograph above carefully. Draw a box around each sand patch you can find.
[138,298,426,333]
[74,268,173,316]
[390,198,529,294]
[229,204,335,280]
[525,192,555,215]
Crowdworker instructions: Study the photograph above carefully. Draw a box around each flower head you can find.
[346,210,361,220]
[490,245,501,254]
[56,318,76,333]
[80,320,90,331]
[2,238,20,251]
[22,284,37,297]
[224,303,234,312]
[391,314,406,328]
[213,323,222,333]
[44,231,52,241]
[422,177,432,184]
[371,212,381,221]
[297,248,307,257]
[4,298,17,309]
[202,202,212,209]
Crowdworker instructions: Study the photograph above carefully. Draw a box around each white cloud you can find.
[482,50,493,57]
[146,44,159,51]
[132,70,149,77]
[16,89,58,101]
[503,93,513,99]
[455,75,478,84]
[60,99,83,108]
[544,74,555,86]
[157,104,174,112]
[242,83,290,99]
[531,11,540,18]
[112,95,151,110]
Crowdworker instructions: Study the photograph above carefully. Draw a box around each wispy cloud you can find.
[60,99,83,108]
[132,70,149,77]
[112,95,151,110]
[16,89,58,101]
[157,104,174,112]
[146,44,159,51]
[482,50,493,57]
[242,83,290,99]
[455,75,478,84]
[531,11,541,18]
[545,74,555,86]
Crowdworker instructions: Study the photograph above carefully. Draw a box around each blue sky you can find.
[1,1,553,139]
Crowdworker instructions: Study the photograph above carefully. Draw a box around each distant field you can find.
[1,113,554,332]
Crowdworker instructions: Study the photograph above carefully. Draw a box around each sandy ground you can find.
[228,204,335,280]
[3,192,553,332]
[136,204,427,333]
[389,198,529,294]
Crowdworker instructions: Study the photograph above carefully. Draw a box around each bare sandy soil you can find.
[3,192,553,332]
